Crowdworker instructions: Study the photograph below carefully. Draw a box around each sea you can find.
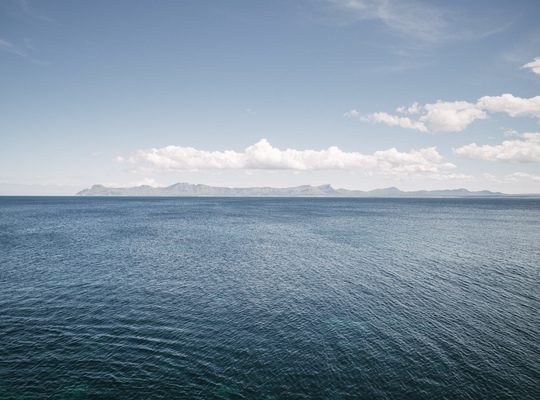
[1,196,539,399]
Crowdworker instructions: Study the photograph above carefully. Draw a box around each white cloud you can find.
[397,102,421,114]
[124,139,454,177]
[484,172,540,182]
[16,0,54,22]
[521,132,540,141]
[419,101,487,132]
[425,173,473,181]
[0,39,23,56]
[320,0,449,43]
[354,94,540,133]
[522,56,540,75]
[453,133,540,162]
[344,109,360,117]
[477,94,540,118]
[508,172,540,181]
[0,37,49,65]
[315,0,507,47]
[504,129,519,136]
[360,112,428,131]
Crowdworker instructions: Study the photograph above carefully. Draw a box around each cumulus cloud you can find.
[504,129,519,136]
[397,102,421,114]
[522,57,540,75]
[344,109,360,117]
[420,101,487,132]
[122,139,455,176]
[453,133,540,162]
[478,94,540,118]
[521,132,540,141]
[361,112,428,131]
[354,94,540,133]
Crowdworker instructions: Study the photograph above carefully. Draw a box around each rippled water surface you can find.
[1,197,539,399]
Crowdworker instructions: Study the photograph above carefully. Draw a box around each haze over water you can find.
[1,197,539,399]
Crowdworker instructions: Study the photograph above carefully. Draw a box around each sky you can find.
[1,0,540,195]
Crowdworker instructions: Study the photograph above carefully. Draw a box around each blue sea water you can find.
[1,196,539,399]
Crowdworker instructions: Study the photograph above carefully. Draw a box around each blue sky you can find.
[1,0,540,195]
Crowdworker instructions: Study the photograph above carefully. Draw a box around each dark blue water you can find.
[1,197,539,399]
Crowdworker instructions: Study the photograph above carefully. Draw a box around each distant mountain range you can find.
[76,183,538,197]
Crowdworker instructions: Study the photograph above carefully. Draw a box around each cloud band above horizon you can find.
[118,139,457,177]
[453,132,540,162]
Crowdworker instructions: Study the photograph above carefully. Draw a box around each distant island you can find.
[76,183,538,197]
